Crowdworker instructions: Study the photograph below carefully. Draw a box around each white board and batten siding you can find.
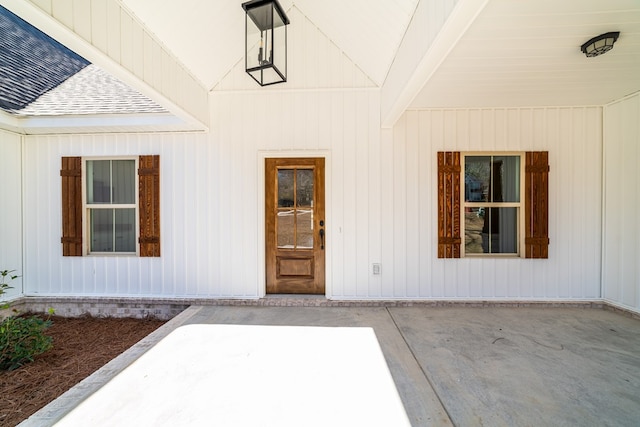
[0,130,23,300]
[14,0,607,303]
[603,93,640,313]
[387,107,603,301]
[21,105,604,302]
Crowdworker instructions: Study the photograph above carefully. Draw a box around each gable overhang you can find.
[0,0,209,134]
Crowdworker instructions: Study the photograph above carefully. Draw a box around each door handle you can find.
[319,228,325,250]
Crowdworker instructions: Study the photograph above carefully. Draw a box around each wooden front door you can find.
[265,158,325,294]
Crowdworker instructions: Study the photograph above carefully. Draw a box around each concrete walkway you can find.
[21,304,640,426]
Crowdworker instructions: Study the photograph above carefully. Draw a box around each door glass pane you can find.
[296,169,313,207]
[277,167,315,250]
[277,169,294,207]
[465,207,518,254]
[115,208,136,252]
[277,209,295,248]
[296,209,313,248]
[90,209,113,252]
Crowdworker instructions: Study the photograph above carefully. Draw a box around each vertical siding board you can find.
[430,111,445,296]
[380,128,395,297]
[603,101,621,305]
[571,110,586,296]
[120,9,133,70]
[584,107,602,298]
[343,92,358,294]
[142,32,154,88]
[106,0,121,63]
[368,91,382,297]
[90,0,108,52]
[355,93,370,297]
[418,111,432,296]
[0,131,23,300]
[620,99,639,308]
[161,50,177,101]
[131,23,145,80]
[393,116,407,296]
[330,92,346,296]
[51,0,73,29]
[406,111,420,297]
[72,0,92,40]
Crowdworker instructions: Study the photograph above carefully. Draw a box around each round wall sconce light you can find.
[581,32,620,57]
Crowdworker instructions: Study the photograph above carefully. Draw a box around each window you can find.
[85,159,137,253]
[437,151,549,259]
[61,155,160,257]
[463,154,522,256]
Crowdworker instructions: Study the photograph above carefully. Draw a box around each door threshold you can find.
[264,294,327,299]
[261,294,330,306]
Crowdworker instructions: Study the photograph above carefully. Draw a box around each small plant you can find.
[0,269,18,310]
[0,315,53,370]
[0,269,54,371]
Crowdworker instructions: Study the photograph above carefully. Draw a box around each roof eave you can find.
[1,112,206,135]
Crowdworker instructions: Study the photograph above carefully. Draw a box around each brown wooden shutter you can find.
[139,155,160,257]
[61,157,83,256]
[525,151,549,258]
[437,152,461,258]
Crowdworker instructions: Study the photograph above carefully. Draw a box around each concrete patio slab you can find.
[388,307,640,426]
[20,304,640,427]
[183,306,452,426]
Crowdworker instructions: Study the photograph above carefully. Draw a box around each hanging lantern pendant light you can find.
[242,0,290,86]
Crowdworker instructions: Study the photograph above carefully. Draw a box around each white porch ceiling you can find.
[121,0,639,109]
[121,0,420,90]
[410,0,640,108]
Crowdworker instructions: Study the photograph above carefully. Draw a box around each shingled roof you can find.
[0,5,88,111]
[0,5,166,117]
[19,64,167,116]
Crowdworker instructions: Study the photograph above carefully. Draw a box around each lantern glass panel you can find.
[272,9,286,80]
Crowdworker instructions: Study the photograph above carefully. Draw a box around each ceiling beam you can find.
[380,0,488,129]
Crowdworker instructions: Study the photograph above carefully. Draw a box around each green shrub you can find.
[0,269,54,371]
[0,315,53,371]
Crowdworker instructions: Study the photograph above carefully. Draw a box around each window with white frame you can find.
[462,153,523,256]
[85,158,137,254]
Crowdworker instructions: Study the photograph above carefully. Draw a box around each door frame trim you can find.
[257,150,331,298]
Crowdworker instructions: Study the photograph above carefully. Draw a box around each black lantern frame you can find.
[242,0,290,86]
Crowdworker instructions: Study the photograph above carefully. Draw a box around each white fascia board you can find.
[380,0,488,129]
[17,113,198,134]
[0,0,209,132]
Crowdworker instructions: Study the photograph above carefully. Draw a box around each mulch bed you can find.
[0,315,166,426]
